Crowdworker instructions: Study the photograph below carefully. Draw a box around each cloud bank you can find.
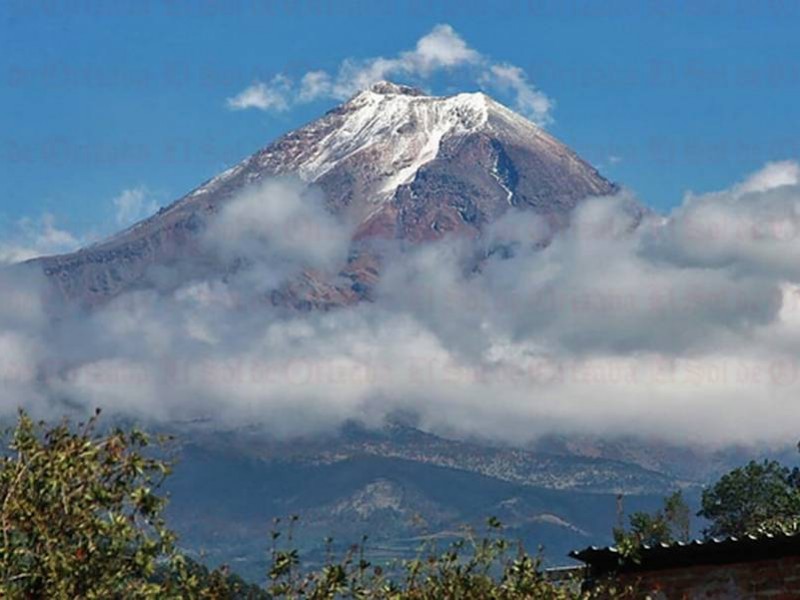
[226,24,554,126]
[3,162,800,450]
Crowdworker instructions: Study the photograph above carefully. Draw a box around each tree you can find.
[613,491,691,555]
[0,409,280,598]
[663,489,691,542]
[698,460,800,538]
[0,409,179,599]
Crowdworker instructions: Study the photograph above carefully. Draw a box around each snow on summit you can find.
[257,80,510,201]
[185,82,555,208]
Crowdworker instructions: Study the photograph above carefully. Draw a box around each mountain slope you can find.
[165,437,674,580]
[31,81,615,307]
[158,422,689,579]
[201,422,684,495]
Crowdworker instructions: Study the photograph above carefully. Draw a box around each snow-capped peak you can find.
[188,82,546,207]
[301,85,496,198]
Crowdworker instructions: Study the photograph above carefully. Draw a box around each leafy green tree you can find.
[698,460,800,538]
[0,409,262,599]
[663,489,691,542]
[613,491,691,557]
[0,409,179,598]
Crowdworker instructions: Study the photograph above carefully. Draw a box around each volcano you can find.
[32,81,616,307]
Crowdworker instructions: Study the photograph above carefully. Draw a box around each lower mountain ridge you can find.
[163,422,704,580]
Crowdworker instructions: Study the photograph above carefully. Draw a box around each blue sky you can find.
[2,0,799,244]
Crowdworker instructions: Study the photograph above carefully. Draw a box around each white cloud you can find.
[404,23,481,73]
[6,164,800,449]
[480,64,554,126]
[646,161,800,279]
[0,186,162,265]
[327,25,481,99]
[226,75,292,111]
[737,160,800,194]
[112,186,159,227]
[298,70,333,103]
[203,177,355,289]
[225,24,555,126]
[0,214,81,264]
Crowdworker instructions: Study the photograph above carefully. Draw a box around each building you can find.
[570,532,800,598]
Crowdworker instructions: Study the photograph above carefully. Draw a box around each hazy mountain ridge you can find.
[209,422,686,494]
[166,440,673,580]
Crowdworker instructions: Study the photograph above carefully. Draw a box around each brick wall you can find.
[614,555,800,599]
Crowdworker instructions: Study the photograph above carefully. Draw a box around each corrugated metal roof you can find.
[569,531,800,576]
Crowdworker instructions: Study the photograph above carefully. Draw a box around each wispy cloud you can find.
[0,214,81,264]
[480,64,553,124]
[225,24,554,126]
[226,74,293,112]
[0,186,162,265]
[112,186,160,228]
